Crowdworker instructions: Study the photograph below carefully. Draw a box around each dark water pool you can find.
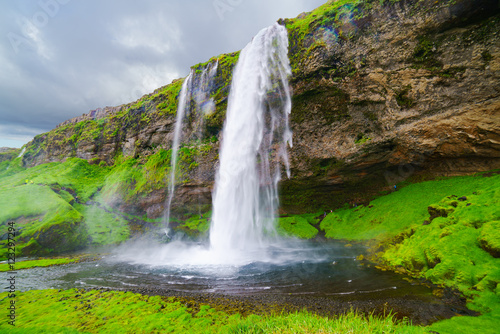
[16,241,427,299]
[13,240,472,324]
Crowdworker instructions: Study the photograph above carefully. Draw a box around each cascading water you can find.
[209,23,293,254]
[164,61,218,229]
[119,23,303,267]
[194,60,218,118]
[164,71,193,228]
[95,23,444,311]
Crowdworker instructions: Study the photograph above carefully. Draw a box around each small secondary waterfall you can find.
[210,23,293,253]
[194,60,218,118]
[164,61,218,228]
[164,71,193,228]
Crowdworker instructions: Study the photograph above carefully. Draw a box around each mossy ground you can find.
[0,289,425,334]
[174,212,211,238]
[0,257,79,272]
[277,214,320,239]
[315,171,500,333]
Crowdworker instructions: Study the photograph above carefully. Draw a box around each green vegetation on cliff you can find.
[0,147,214,258]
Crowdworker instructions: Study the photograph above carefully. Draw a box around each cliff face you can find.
[19,0,500,216]
[281,0,500,211]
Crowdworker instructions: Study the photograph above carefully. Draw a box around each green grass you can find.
[151,78,184,115]
[0,149,216,258]
[73,204,130,246]
[317,171,500,333]
[0,289,426,334]
[0,184,86,258]
[320,173,499,241]
[0,257,78,272]
[174,212,211,238]
[277,214,320,239]
[0,158,109,203]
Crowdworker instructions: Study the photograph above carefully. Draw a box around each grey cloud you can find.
[0,0,325,148]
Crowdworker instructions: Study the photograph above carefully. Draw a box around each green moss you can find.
[0,148,21,164]
[0,257,78,272]
[355,133,372,145]
[277,215,319,239]
[0,183,89,258]
[478,221,500,258]
[462,15,500,46]
[319,171,500,330]
[411,35,443,70]
[320,172,500,241]
[74,204,130,246]
[199,52,240,137]
[0,289,426,333]
[175,213,211,238]
[152,78,184,115]
[395,85,415,108]
[379,188,500,327]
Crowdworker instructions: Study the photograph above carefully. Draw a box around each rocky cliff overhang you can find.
[17,0,500,214]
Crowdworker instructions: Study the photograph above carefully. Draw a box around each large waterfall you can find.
[210,23,293,254]
[119,23,295,267]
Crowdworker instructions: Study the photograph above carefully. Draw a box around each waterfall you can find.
[164,61,219,229]
[118,24,321,268]
[209,23,293,253]
[164,71,193,228]
[194,60,218,118]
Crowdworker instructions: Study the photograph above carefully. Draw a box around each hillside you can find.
[0,0,498,257]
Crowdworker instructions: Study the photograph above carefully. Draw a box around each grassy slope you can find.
[0,151,215,258]
[318,172,500,333]
[277,214,320,239]
[0,158,119,258]
[0,289,425,334]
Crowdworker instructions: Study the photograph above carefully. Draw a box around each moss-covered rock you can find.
[428,204,455,221]
[0,147,21,163]
[278,215,319,239]
[479,221,500,258]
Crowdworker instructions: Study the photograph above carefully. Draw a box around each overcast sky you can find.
[0,0,327,148]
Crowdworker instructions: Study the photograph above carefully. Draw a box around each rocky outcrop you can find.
[19,0,500,216]
[0,148,21,163]
[280,0,500,212]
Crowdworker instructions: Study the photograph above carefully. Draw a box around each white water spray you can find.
[210,23,293,254]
